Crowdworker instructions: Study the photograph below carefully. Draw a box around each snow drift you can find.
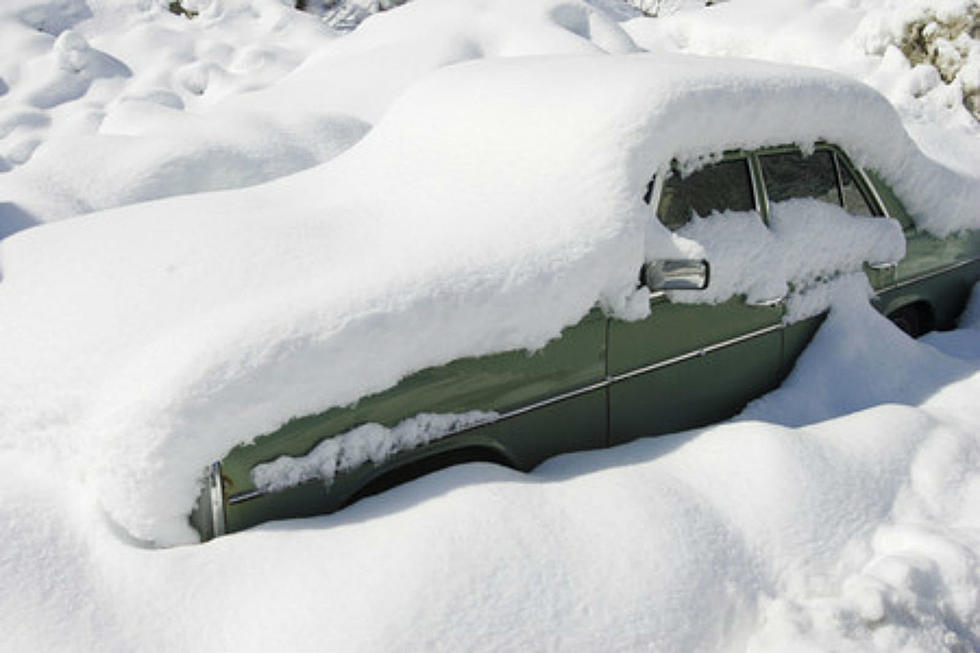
[2,282,979,652]
[0,52,977,545]
[0,0,979,650]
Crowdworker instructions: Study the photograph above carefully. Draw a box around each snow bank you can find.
[0,0,978,648]
[0,0,358,230]
[1,283,978,652]
[0,0,645,232]
[0,51,975,545]
[621,0,980,176]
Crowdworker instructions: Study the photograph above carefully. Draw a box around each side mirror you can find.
[643,259,710,291]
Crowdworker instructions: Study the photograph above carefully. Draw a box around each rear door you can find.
[865,169,980,330]
[756,145,893,373]
[608,155,783,443]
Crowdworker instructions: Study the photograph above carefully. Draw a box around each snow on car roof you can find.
[0,52,975,545]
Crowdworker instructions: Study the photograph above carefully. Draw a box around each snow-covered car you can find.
[7,51,977,547]
[194,65,980,540]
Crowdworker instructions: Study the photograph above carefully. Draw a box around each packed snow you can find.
[0,0,979,650]
[252,410,498,492]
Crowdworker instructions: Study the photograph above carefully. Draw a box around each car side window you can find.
[653,158,754,231]
[759,149,839,206]
[836,156,876,217]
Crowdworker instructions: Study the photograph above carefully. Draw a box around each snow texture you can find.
[3,50,971,545]
[1,282,979,652]
[666,198,905,319]
[251,410,497,492]
[621,0,980,176]
[0,0,978,650]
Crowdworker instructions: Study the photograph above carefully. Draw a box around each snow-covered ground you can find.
[1,0,978,650]
[3,284,979,651]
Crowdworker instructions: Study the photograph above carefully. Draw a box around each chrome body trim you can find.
[488,379,609,422]
[868,261,898,271]
[228,488,265,505]
[646,259,710,291]
[649,165,666,215]
[748,295,786,307]
[748,153,771,221]
[747,155,762,215]
[880,256,979,294]
[856,166,890,219]
[209,462,226,537]
[830,148,845,206]
[607,322,784,384]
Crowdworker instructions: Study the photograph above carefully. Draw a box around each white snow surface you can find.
[621,0,980,176]
[0,0,979,650]
[3,51,972,546]
[0,0,644,231]
[0,0,372,233]
[667,199,905,316]
[2,281,980,652]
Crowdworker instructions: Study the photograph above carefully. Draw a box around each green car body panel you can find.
[608,296,783,443]
[194,145,980,541]
[213,308,609,535]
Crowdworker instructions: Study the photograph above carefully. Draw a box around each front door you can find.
[608,154,783,443]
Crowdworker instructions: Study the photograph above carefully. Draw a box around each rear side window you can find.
[654,158,755,231]
[759,150,839,206]
[838,159,875,217]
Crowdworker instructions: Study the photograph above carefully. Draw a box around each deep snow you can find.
[0,0,979,650]
[2,51,974,546]
[2,282,978,652]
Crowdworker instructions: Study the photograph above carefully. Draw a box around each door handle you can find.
[867,261,898,271]
[748,295,785,307]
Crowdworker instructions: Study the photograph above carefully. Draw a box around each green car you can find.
[193,142,980,541]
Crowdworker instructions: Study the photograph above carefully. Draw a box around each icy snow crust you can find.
[1,52,977,546]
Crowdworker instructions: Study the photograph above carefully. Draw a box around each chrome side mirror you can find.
[644,259,710,291]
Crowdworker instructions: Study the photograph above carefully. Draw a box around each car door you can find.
[756,145,895,370]
[864,169,980,331]
[215,308,608,536]
[608,154,784,443]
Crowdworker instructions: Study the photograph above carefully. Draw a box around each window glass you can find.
[655,158,754,231]
[759,150,840,206]
[837,156,876,216]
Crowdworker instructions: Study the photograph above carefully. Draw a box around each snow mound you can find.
[0,0,644,233]
[2,284,979,652]
[0,0,353,229]
[621,0,980,176]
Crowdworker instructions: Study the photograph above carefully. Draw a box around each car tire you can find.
[888,305,927,338]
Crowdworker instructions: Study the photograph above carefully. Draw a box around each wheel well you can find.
[888,301,935,338]
[343,446,516,507]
